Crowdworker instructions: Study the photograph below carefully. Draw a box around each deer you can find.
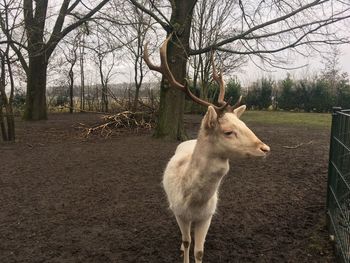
[144,35,270,263]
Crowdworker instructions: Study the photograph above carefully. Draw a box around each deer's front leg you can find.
[175,216,191,263]
[194,216,212,263]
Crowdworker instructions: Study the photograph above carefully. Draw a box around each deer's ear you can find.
[204,106,218,129]
[233,105,246,118]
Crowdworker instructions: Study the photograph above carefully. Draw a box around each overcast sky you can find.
[42,0,350,89]
[236,43,350,86]
[116,43,350,87]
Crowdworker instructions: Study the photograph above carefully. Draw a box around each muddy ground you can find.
[0,113,334,262]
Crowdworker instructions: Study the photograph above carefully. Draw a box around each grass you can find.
[242,110,331,128]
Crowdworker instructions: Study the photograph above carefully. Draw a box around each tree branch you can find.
[0,4,28,73]
[189,0,328,55]
[216,14,350,55]
[49,0,70,44]
[128,0,172,33]
[46,0,110,57]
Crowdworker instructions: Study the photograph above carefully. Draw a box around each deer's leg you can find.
[194,216,212,263]
[175,216,191,263]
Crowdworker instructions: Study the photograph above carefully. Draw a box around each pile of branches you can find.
[79,111,155,138]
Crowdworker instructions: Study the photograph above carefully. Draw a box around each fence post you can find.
[326,107,341,228]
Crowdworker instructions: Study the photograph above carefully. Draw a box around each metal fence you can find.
[327,107,350,263]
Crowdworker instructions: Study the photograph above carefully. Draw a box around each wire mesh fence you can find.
[327,107,350,263]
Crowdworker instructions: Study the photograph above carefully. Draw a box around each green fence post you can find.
[326,107,342,228]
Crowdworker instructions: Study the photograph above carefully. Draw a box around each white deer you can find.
[144,35,270,263]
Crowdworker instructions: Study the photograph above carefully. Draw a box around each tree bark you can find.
[69,65,74,114]
[21,0,109,120]
[98,58,108,112]
[133,82,141,111]
[3,103,15,141]
[133,55,143,112]
[23,55,48,120]
[6,56,15,141]
[101,83,108,112]
[154,0,196,140]
[80,44,85,111]
[0,106,7,141]
[0,53,15,141]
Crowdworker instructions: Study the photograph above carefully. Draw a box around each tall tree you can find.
[0,49,16,141]
[131,0,350,140]
[156,1,197,140]
[118,1,153,111]
[62,38,79,113]
[321,47,341,95]
[78,23,89,111]
[190,0,246,102]
[0,0,21,141]
[1,0,110,120]
[131,0,197,140]
[88,22,120,113]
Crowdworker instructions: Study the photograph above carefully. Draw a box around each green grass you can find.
[241,110,331,128]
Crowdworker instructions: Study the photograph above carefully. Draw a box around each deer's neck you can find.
[185,135,229,204]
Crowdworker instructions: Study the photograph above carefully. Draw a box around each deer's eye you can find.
[224,131,235,136]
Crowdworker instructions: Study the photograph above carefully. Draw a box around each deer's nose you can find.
[260,143,270,153]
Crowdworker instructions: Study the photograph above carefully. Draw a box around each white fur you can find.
[162,106,270,263]
[163,139,228,222]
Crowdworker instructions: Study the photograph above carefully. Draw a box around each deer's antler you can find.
[211,52,242,110]
[144,34,239,112]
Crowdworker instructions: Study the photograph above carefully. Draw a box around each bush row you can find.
[188,73,350,112]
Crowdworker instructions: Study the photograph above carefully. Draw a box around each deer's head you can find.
[144,34,270,158]
[201,105,270,158]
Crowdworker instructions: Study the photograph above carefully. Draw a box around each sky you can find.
[40,0,350,90]
[39,0,350,90]
[236,43,350,86]
[115,41,350,88]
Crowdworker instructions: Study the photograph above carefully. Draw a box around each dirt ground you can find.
[0,113,335,263]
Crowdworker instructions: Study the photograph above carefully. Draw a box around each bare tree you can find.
[0,0,19,141]
[130,0,350,140]
[116,1,154,111]
[62,40,79,113]
[87,22,120,113]
[78,23,89,111]
[130,0,197,140]
[79,37,86,111]
[321,46,342,94]
[190,0,247,102]
[0,0,110,120]
[0,50,16,141]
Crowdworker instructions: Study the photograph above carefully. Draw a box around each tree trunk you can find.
[0,54,15,141]
[0,100,15,141]
[133,82,141,111]
[101,84,108,112]
[0,105,7,141]
[154,0,196,140]
[95,86,99,111]
[80,73,85,111]
[5,105,15,141]
[7,56,16,141]
[80,46,85,111]
[23,55,48,120]
[155,78,186,140]
[69,66,74,114]
[0,103,15,141]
